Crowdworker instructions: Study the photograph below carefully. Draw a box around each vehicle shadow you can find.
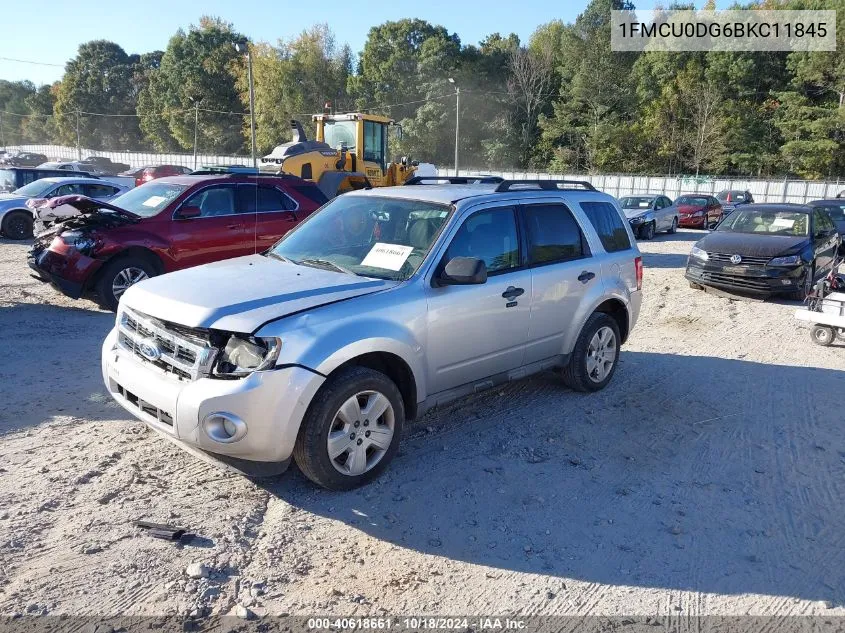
[640,253,690,269]
[261,352,845,605]
[0,302,118,434]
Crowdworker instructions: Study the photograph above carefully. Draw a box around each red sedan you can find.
[674,194,723,229]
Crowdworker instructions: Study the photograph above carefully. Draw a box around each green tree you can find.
[0,80,38,146]
[138,17,247,154]
[53,41,143,149]
[22,84,58,144]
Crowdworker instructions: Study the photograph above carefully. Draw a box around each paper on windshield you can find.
[772,218,795,228]
[361,243,414,271]
[142,195,166,208]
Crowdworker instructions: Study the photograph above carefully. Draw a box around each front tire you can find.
[668,217,678,234]
[562,312,621,392]
[1,210,34,240]
[95,255,157,311]
[788,265,815,302]
[293,366,404,490]
[639,222,656,240]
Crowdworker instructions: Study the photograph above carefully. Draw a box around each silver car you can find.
[619,194,679,239]
[0,177,129,239]
[102,179,643,489]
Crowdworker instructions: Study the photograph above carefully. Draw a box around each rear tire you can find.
[689,281,704,290]
[562,312,621,393]
[1,210,34,240]
[293,366,404,490]
[95,255,157,312]
[811,325,835,347]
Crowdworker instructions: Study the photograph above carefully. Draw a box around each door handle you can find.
[226,223,240,230]
[501,286,524,300]
[578,271,596,283]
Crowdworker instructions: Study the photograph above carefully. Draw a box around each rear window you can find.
[580,201,632,253]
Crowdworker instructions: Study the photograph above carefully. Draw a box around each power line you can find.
[0,56,65,68]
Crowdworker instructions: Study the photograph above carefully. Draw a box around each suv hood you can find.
[121,254,398,332]
[696,231,809,257]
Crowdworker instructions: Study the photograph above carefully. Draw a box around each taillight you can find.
[635,256,643,291]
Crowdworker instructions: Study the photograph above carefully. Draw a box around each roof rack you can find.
[191,165,258,175]
[494,179,596,192]
[404,175,505,185]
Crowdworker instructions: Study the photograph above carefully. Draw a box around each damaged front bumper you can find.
[101,327,326,476]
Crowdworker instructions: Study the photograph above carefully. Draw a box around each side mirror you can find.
[177,205,202,219]
[438,257,487,286]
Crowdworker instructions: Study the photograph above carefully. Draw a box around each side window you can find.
[257,186,296,212]
[581,201,631,253]
[85,184,118,199]
[523,203,588,265]
[52,183,85,197]
[662,197,672,208]
[445,207,519,274]
[183,185,236,217]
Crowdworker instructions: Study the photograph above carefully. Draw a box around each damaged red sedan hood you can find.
[29,194,140,219]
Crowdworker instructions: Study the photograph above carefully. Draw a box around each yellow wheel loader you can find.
[259,112,417,198]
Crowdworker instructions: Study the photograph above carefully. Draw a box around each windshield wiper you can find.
[265,252,291,263]
[298,258,355,275]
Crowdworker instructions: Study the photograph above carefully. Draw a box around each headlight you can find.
[212,335,281,377]
[60,230,98,255]
[768,254,802,267]
[692,210,705,217]
[690,246,709,261]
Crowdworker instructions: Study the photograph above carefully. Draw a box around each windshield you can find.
[13,180,55,198]
[717,208,809,237]
[323,120,357,150]
[676,196,709,206]
[269,195,451,281]
[619,196,654,209]
[109,182,188,217]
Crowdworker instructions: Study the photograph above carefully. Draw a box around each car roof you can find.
[808,199,844,205]
[152,174,312,187]
[740,203,812,214]
[621,193,660,198]
[343,183,614,206]
[35,176,119,185]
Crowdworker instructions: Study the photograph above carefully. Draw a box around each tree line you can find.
[0,0,843,179]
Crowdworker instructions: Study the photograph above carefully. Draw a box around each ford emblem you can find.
[137,338,161,362]
[730,254,742,264]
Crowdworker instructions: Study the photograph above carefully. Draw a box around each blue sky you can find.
[2,0,684,86]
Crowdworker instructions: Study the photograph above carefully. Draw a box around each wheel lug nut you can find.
[354,421,360,427]
[350,433,356,440]
[356,438,363,445]
[364,419,369,426]
[365,431,371,437]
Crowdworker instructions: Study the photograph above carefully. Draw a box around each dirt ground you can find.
[0,230,843,621]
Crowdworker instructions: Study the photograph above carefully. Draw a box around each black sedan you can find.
[808,199,845,252]
[685,204,840,299]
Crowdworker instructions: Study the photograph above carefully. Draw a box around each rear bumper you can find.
[101,328,326,471]
[685,259,807,295]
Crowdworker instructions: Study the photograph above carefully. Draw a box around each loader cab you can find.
[314,113,395,183]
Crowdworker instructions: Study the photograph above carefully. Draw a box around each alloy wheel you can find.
[586,326,617,383]
[327,390,395,476]
[112,267,149,299]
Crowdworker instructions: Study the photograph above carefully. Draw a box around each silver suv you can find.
[101,179,643,489]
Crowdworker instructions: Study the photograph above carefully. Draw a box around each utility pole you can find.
[234,42,257,169]
[76,110,81,161]
[0,112,5,151]
[193,102,199,170]
[448,78,459,176]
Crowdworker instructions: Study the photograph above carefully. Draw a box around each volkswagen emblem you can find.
[730,254,742,264]
[137,338,161,362]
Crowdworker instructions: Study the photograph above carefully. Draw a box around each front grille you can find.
[116,383,173,426]
[117,307,216,381]
[707,252,770,267]
[698,270,771,291]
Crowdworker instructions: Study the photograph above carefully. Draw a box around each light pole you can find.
[448,78,459,176]
[235,42,257,169]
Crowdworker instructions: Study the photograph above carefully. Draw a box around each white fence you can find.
[438,168,845,205]
[4,144,246,170]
